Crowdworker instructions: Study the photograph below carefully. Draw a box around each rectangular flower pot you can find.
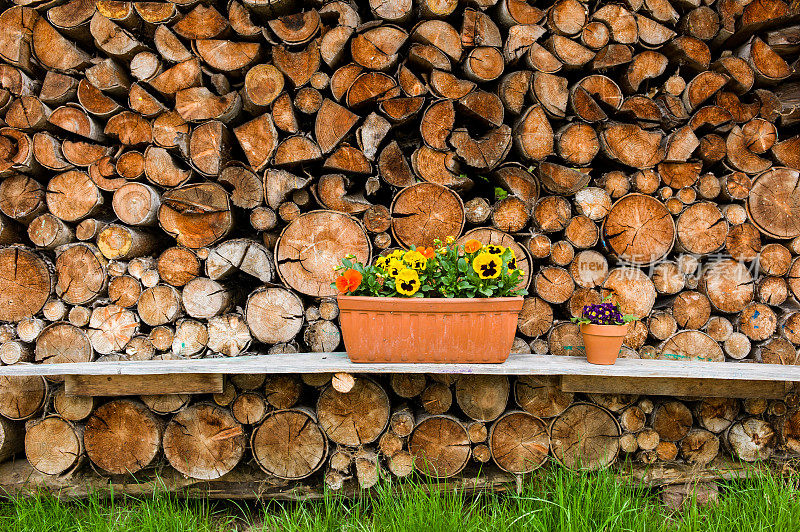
[337,296,524,363]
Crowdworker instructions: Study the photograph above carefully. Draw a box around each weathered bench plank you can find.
[1,353,798,383]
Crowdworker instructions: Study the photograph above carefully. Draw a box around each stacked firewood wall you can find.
[0,0,800,482]
[4,372,800,483]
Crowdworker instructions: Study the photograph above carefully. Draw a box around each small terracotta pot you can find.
[337,296,523,363]
[580,323,629,365]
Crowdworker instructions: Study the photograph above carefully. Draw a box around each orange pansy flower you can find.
[464,239,482,253]
[336,268,362,293]
[419,246,435,259]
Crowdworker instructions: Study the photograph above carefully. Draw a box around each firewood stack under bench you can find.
[0,0,800,496]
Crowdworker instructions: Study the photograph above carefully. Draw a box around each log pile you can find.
[0,0,798,485]
[4,372,800,485]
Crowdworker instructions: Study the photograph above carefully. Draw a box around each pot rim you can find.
[580,322,629,332]
[337,295,524,302]
[337,294,524,313]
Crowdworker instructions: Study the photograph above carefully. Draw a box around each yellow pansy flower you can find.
[485,244,505,255]
[386,258,404,276]
[473,252,502,279]
[507,249,518,270]
[403,250,427,270]
[395,268,420,295]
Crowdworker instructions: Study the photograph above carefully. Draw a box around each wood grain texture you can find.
[65,373,223,396]
[0,353,793,387]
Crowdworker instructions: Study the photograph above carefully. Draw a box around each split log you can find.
[84,399,162,475]
[726,418,775,462]
[275,211,370,297]
[549,403,620,471]
[603,194,675,265]
[652,401,693,442]
[24,416,80,476]
[252,408,327,480]
[159,183,233,249]
[601,124,664,169]
[316,378,389,447]
[455,375,509,422]
[408,415,470,478]
[489,411,549,474]
[206,239,273,283]
[163,403,246,480]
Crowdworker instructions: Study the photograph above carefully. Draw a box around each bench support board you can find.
[65,373,224,397]
[560,375,789,399]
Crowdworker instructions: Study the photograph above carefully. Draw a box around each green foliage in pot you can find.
[333,237,527,298]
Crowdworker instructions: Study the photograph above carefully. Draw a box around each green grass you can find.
[0,467,798,532]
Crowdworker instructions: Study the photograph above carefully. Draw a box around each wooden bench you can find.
[1,352,796,399]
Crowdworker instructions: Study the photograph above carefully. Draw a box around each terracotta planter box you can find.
[337,296,524,363]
